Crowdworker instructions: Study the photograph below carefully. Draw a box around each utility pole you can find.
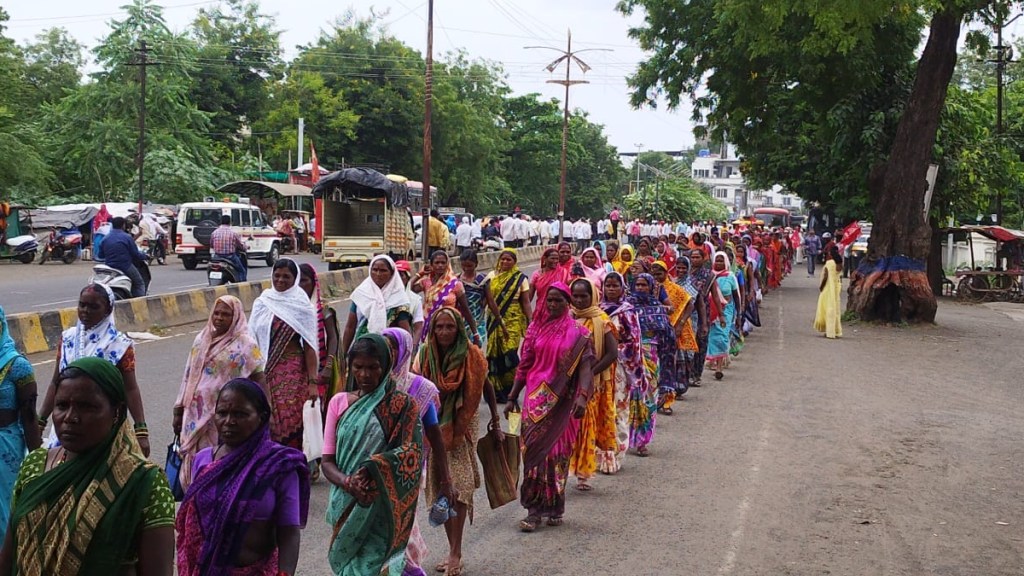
[527,31,610,243]
[297,118,305,167]
[127,41,156,214]
[421,0,434,262]
[992,13,1020,225]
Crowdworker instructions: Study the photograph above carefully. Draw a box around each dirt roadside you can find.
[404,273,1023,576]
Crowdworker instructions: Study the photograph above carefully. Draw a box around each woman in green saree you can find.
[322,334,424,575]
[485,249,532,403]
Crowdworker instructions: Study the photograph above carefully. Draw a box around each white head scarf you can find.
[249,258,319,364]
[60,283,133,370]
[349,254,411,334]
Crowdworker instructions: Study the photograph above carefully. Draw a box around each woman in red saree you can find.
[529,248,569,323]
[504,282,594,532]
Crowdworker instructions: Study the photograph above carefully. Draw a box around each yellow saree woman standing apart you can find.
[814,256,843,339]
[568,279,618,488]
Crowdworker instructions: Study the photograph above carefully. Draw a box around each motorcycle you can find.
[0,234,38,264]
[472,236,503,253]
[145,232,168,265]
[89,260,151,300]
[278,232,295,254]
[39,228,83,265]
[207,254,246,286]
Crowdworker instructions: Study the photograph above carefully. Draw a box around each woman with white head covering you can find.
[249,258,319,449]
[39,283,150,456]
[341,255,412,356]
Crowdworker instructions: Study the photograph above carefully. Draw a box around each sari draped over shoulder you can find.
[419,258,463,343]
[176,296,264,490]
[568,280,617,481]
[327,335,423,576]
[10,357,169,576]
[598,279,642,473]
[177,381,310,576]
[515,302,593,518]
[413,307,486,514]
[530,249,569,323]
[461,272,489,345]
[486,253,529,397]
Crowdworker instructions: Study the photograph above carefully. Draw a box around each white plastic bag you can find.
[302,399,323,462]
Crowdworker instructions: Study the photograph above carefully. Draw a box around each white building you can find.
[690,145,803,217]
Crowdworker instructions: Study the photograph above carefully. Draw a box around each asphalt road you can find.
[0,252,323,315]
[23,271,1024,575]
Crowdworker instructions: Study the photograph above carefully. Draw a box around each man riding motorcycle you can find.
[210,214,248,281]
[100,217,149,298]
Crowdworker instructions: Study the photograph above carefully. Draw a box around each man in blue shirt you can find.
[100,217,148,297]
[802,228,822,277]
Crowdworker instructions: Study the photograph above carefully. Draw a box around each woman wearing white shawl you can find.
[340,254,412,356]
[39,283,151,456]
[249,258,319,449]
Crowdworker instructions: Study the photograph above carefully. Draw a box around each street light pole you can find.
[527,31,610,243]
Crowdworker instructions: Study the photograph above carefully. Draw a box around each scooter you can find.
[0,234,39,264]
[89,260,151,300]
[39,228,83,265]
[207,255,246,286]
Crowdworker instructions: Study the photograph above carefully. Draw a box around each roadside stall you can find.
[942,225,1024,303]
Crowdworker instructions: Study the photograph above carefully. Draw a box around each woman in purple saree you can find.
[504,282,594,532]
[176,378,310,576]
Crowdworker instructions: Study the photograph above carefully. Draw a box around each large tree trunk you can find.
[847,8,963,323]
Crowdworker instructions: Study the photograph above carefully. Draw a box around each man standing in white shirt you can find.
[527,216,540,246]
[455,216,474,251]
[549,218,560,244]
[561,219,572,245]
[514,214,530,247]
[501,215,518,247]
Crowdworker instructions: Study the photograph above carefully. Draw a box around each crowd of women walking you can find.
[0,222,801,575]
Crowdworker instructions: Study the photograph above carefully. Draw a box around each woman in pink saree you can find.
[504,282,594,532]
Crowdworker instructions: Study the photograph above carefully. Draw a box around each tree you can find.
[281,13,425,173]
[21,27,84,113]
[431,51,511,210]
[42,0,212,203]
[619,0,1021,323]
[624,177,728,222]
[189,0,284,146]
[0,8,55,200]
[258,70,360,167]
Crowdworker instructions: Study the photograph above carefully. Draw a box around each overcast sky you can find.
[5,0,697,156]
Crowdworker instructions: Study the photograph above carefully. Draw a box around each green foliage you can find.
[624,177,728,222]
[189,0,284,145]
[41,0,212,203]
[0,4,626,218]
[20,28,84,113]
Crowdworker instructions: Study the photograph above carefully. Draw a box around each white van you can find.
[174,202,280,270]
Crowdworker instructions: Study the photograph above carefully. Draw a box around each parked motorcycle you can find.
[39,228,83,265]
[207,255,245,286]
[89,260,151,300]
[472,237,503,253]
[0,234,38,264]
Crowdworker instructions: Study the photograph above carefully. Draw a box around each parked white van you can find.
[174,202,280,270]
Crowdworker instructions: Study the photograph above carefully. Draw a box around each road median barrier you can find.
[8,245,547,356]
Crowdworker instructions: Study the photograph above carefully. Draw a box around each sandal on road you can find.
[636,446,650,457]
[444,559,464,576]
[575,480,593,492]
[547,516,564,527]
[520,515,541,532]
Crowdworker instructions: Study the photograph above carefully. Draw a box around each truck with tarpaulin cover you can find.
[311,168,415,269]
